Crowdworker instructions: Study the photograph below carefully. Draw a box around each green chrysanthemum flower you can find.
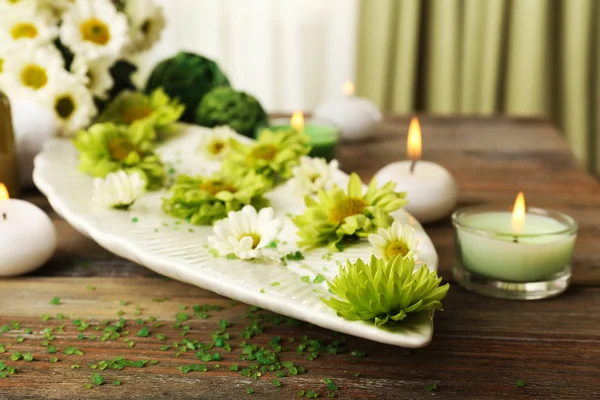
[322,255,449,327]
[222,128,310,185]
[292,173,407,251]
[98,88,184,133]
[73,121,166,190]
[162,171,271,225]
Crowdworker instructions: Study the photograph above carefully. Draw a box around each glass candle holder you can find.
[256,118,341,162]
[452,206,578,300]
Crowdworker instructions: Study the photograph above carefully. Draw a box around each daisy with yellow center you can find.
[40,71,97,137]
[124,0,166,53]
[368,221,419,261]
[292,173,408,251]
[0,44,63,96]
[208,206,283,261]
[197,126,239,160]
[288,156,340,197]
[70,55,114,100]
[0,5,58,46]
[59,0,128,61]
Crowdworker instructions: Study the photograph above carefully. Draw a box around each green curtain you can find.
[356,0,600,173]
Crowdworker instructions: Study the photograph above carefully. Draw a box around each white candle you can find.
[0,183,56,276]
[314,82,382,141]
[374,117,458,223]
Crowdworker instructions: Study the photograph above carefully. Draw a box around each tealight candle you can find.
[262,112,341,162]
[453,193,577,300]
[374,117,458,223]
[0,183,56,276]
[314,81,382,141]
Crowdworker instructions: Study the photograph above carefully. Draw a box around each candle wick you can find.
[2,213,6,221]
[409,160,417,174]
[513,236,518,243]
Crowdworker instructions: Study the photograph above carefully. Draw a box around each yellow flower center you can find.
[208,140,225,155]
[107,137,136,161]
[123,105,153,124]
[80,18,111,45]
[385,240,410,259]
[240,233,261,249]
[10,22,38,39]
[329,197,367,223]
[20,64,47,90]
[249,144,277,161]
[0,59,3,74]
[308,173,320,183]
[54,95,76,120]
[199,180,237,195]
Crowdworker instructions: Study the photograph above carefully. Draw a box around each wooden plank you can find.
[27,116,600,285]
[0,277,598,399]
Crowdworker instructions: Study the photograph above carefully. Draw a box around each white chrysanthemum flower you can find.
[208,206,284,260]
[288,156,339,196]
[93,170,146,210]
[0,5,58,46]
[368,221,419,261]
[59,0,128,61]
[124,0,166,53]
[71,55,114,100]
[0,43,63,97]
[40,71,97,137]
[197,126,237,160]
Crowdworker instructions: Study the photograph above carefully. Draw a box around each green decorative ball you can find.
[195,87,268,138]
[144,52,231,123]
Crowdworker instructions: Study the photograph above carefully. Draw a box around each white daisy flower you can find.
[368,221,419,261]
[208,206,284,260]
[59,0,128,61]
[71,55,114,100]
[0,43,63,97]
[288,156,339,196]
[124,0,166,53]
[0,5,58,46]
[40,71,97,137]
[93,170,146,210]
[197,126,237,160]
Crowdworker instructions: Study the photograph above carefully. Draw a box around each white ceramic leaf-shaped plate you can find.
[33,124,439,348]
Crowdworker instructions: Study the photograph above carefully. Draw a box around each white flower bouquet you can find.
[0,0,165,137]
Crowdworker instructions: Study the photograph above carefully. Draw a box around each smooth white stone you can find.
[314,96,382,141]
[11,98,58,187]
[375,160,458,224]
[0,199,56,276]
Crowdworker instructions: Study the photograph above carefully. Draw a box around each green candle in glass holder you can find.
[256,112,340,161]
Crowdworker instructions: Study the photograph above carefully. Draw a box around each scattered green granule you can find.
[517,379,525,388]
[0,345,6,353]
[137,327,150,337]
[49,357,58,363]
[323,378,338,391]
[91,373,104,386]
[10,353,22,361]
[114,380,121,386]
[41,315,51,322]
[301,276,310,283]
[120,300,128,306]
[313,274,326,284]
[15,336,24,343]
[63,346,84,356]
[152,297,170,302]
[350,350,365,357]
[260,289,265,294]
[131,217,139,223]
[425,383,437,392]
[270,281,281,287]
[272,378,282,387]
[285,251,305,261]
[179,364,208,373]
[175,313,189,322]
[87,285,96,291]
[0,361,16,378]
[49,297,61,305]
[246,388,255,395]
[306,389,319,398]
[22,353,33,362]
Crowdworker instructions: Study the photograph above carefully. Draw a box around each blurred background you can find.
[142,0,599,174]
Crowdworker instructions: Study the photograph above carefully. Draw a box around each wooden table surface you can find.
[1,116,599,399]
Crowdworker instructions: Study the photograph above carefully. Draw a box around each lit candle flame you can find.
[343,81,355,96]
[407,117,422,160]
[512,192,526,234]
[290,110,304,132]
[0,183,9,201]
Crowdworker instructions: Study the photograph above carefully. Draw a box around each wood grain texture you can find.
[4,116,600,399]
[0,278,599,400]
